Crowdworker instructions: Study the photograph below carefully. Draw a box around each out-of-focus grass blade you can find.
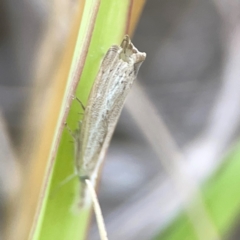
[156,142,240,240]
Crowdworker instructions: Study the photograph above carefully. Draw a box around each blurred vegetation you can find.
[157,142,240,240]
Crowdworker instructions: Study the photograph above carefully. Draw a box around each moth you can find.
[71,35,146,206]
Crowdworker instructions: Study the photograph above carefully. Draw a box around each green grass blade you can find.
[31,1,131,239]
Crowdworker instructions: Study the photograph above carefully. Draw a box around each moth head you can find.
[119,35,146,72]
[119,35,132,62]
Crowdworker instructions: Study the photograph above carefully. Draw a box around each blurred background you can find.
[1,0,240,239]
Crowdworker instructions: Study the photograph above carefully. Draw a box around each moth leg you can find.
[64,122,76,141]
[64,123,80,177]
[75,97,85,111]
[50,173,77,198]
[76,120,82,132]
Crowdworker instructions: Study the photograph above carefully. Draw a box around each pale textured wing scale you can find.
[74,36,146,206]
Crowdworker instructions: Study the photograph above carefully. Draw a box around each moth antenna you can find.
[85,179,108,240]
[64,123,76,140]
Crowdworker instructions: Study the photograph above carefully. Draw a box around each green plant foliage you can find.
[156,143,240,240]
